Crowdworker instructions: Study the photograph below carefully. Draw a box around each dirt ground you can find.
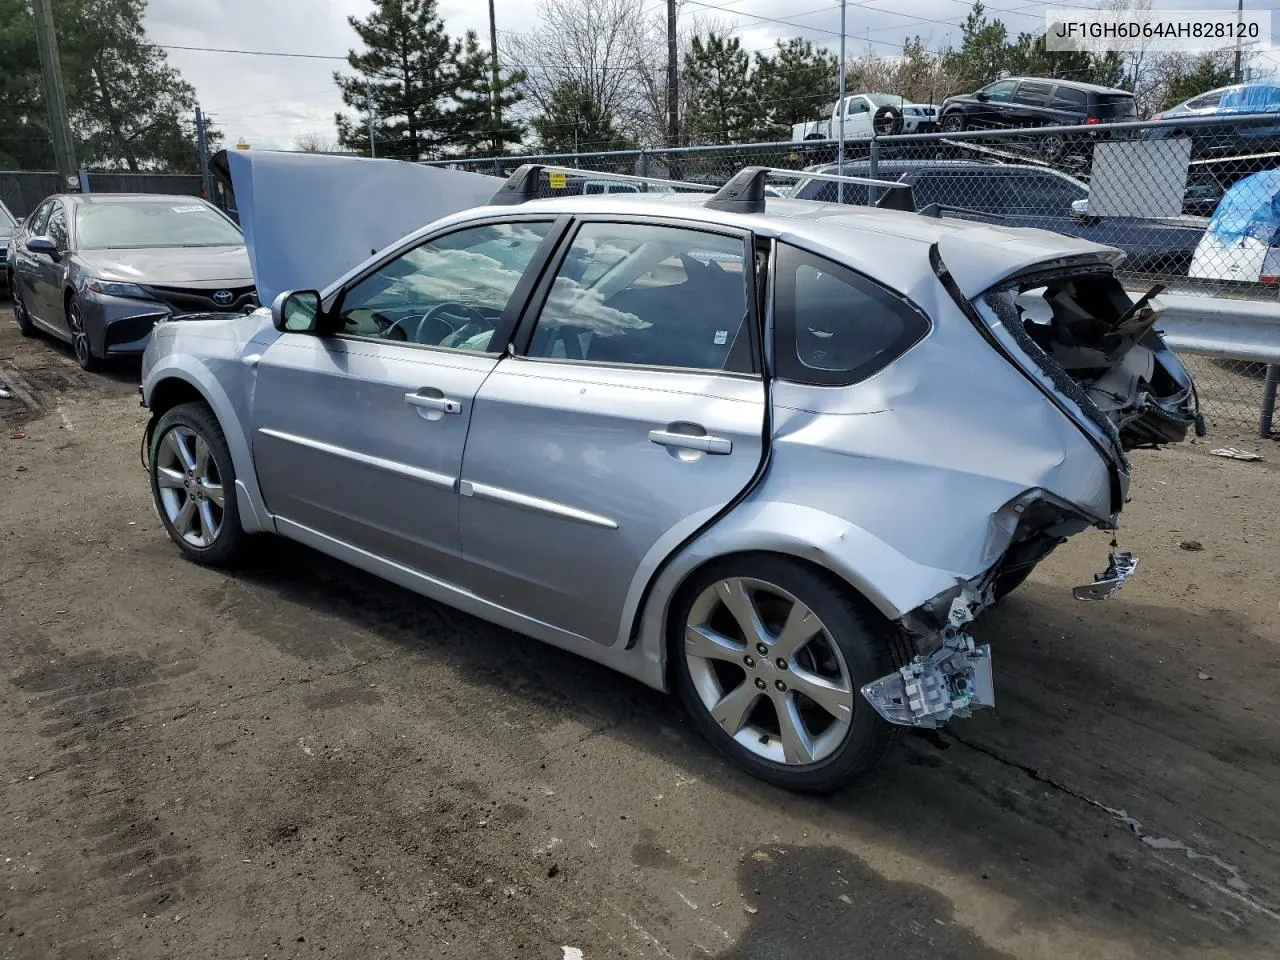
[1,312,1278,960]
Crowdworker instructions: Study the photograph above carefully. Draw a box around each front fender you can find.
[142,355,274,535]
[631,500,967,693]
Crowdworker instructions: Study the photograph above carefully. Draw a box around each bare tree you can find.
[293,132,337,153]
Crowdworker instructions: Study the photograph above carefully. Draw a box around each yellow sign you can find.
[235,139,251,150]
[548,171,567,190]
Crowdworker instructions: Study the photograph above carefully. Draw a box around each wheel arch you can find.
[143,360,275,535]
[627,500,962,694]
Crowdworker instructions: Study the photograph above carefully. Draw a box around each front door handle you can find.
[648,429,732,455]
[405,391,462,415]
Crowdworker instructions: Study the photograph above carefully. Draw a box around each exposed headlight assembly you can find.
[86,279,150,298]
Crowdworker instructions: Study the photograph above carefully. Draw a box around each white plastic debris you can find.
[1209,447,1263,461]
[562,948,585,960]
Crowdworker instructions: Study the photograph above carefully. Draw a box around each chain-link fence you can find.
[429,112,1280,437]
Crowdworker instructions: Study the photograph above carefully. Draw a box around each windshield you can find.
[75,201,243,250]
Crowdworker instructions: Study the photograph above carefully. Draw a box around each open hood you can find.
[211,150,503,305]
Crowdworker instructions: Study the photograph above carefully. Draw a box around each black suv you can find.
[794,160,1205,276]
[939,78,1137,133]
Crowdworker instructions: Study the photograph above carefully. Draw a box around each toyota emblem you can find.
[212,289,234,305]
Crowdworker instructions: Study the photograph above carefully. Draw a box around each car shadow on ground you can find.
[211,533,1276,957]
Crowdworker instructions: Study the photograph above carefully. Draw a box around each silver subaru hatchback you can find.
[141,165,1196,791]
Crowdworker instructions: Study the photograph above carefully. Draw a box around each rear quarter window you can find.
[773,244,930,386]
[1051,87,1088,110]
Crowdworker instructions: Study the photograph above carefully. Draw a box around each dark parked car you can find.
[7,193,255,370]
[939,77,1137,134]
[794,160,1206,275]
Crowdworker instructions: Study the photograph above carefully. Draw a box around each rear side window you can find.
[1001,172,1084,214]
[1187,91,1224,109]
[1051,86,1087,110]
[773,244,929,386]
[1095,94,1136,119]
[1014,81,1053,105]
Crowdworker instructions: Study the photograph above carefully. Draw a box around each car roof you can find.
[810,160,1066,174]
[414,191,1115,302]
[989,77,1132,96]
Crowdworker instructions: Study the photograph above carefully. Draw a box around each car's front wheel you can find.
[66,296,100,371]
[149,401,244,565]
[672,555,899,792]
[940,113,965,133]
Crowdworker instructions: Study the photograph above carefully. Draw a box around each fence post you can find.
[868,136,880,205]
[639,149,648,179]
[1259,364,1279,437]
[493,157,501,176]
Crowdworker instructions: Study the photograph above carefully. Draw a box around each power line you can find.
[157,43,347,60]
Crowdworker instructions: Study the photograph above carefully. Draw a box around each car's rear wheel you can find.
[66,297,100,371]
[941,113,965,133]
[12,282,36,337]
[672,555,899,792]
[150,401,243,565]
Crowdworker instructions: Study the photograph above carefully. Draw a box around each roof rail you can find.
[705,167,915,214]
[489,164,716,206]
[917,202,992,220]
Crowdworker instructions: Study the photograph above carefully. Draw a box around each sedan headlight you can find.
[86,279,150,298]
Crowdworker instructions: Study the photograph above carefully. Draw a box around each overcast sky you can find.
[144,0,1280,151]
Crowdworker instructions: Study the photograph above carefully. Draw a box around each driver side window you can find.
[334,220,552,351]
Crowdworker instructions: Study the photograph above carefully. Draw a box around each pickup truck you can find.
[791,94,938,141]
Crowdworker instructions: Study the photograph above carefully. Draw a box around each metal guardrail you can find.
[1154,294,1280,437]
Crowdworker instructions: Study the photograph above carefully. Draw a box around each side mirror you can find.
[26,236,59,260]
[271,289,323,333]
[976,92,989,102]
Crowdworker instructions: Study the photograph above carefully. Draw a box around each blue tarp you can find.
[1218,84,1280,113]
[1205,169,1280,243]
[223,150,502,305]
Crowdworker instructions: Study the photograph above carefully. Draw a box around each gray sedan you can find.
[140,166,1197,791]
[8,193,254,370]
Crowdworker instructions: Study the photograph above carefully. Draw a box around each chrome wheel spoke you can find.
[716,578,768,647]
[174,497,197,535]
[166,430,196,471]
[788,665,854,723]
[194,437,210,478]
[156,466,185,490]
[685,623,745,664]
[198,501,217,543]
[710,681,761,736]
[201,482,225,508]
[772,600,821,660]
[777,696,816,765]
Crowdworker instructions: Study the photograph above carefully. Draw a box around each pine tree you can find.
[334,0,462,161]
[531,81,633,154]
[752,39,838,138]
[683,33,760,145]
[451,30,524,157]
[1161,55,1235,112]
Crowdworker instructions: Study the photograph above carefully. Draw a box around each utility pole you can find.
[488,0,503,155]
[1234,0,1244,85]
[366,81,377,158]
[837,0,846,203]
[195,106,211,201]
[666,0,679,149]
[31,0,78,186]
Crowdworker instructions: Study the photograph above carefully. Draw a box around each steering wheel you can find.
[383,301,492,346]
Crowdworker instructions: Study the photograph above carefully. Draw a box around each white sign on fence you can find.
[1089,137,1192,219]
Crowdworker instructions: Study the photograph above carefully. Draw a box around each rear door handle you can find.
[405,392,462,415]
[648,429,732,455]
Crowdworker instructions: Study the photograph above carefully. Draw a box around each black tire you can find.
[873,105,903,136]
[149,401,244,565]
[12,280,36,337]
[66,296,100,371]
[671,554,900,792]
[940,112,965,133]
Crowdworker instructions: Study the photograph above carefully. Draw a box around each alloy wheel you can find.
[941,115,963,133]
[68,301,91,366]
[684,577,855,766]
[154,425,225,548]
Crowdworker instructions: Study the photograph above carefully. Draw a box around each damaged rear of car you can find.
[853,227,1198,733]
